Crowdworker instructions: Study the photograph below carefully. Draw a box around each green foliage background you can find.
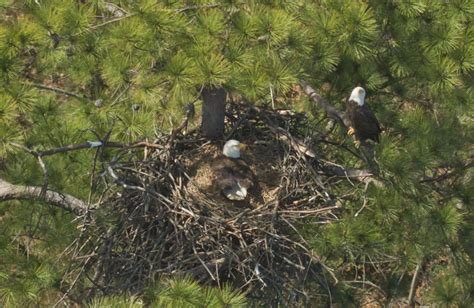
[0,0,473,306]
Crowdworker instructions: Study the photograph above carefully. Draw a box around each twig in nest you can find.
[166,105,195,147]
[52,102,391,304]
[246,105,317,158]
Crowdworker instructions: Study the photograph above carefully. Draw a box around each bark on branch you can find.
[321,163,383,187]
[3,139,164,215]
[11,140,161,158]
[299,80,384,186]
[408,261,424,307]
[0,178,86,215]
[299,80,351,128]
[28,83,85,100]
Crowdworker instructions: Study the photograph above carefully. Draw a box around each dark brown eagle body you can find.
[346,100,381,143]
[210,155,255,200]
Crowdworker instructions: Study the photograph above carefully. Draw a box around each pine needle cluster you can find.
[0,0,473,306]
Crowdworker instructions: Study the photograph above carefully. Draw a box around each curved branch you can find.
[0,178,86,215]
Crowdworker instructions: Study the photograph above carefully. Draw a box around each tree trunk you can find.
[201,86,226,139]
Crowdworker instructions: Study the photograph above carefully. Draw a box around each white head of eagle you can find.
[223,139,242,159]
[349,86,366,106]
[346,86,382,144]
[211,139,254,201]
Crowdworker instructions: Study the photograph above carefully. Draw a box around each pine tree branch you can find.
[3,140,163,215]
[36,142,123,157]
[10,143,50,195]
[299,80,350,128]
[11,141,161,158]
[90,13,137,30]
[0,178,86,215]
[104,2,128,17]
[419,160,474,183]
[248,104,317,157]
[91,3,220,30]
[27,83,85,100]
[9,140,162,201]
[298,80,384,186]
[175,3,221,13]
[90,3,221,32]
[321,162,384,187]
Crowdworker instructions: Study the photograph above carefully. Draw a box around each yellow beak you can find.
[239,143,247,150]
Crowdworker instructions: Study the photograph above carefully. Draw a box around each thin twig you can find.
[37,155,48,196]
[90,13,137,29]
[354,181,371,217]
[408,262,422,306]
[27,83,85,100]
[12,140,160,158]
[175,3,220,13]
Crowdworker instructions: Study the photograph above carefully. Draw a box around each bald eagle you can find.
[210,140,255,201]
[346,87,381,145]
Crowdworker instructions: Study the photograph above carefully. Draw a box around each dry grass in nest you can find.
[185,141,283,206]
[67,102,344,304]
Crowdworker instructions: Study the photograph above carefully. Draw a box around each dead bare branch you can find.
[11,140,161,158]
[176,3,221,13]
[408,262,423,307]
[299,80,350,128]
[0,178,87,215]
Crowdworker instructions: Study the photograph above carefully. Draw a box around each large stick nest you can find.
[69,102,349,303]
